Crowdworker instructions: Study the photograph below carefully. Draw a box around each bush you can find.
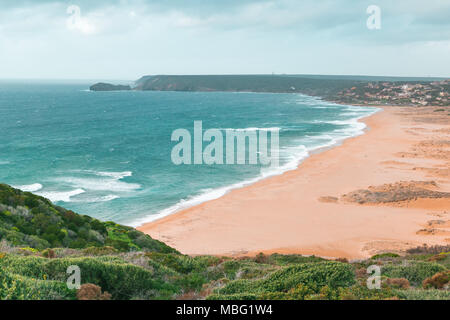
[422,271,450,289]
[254,253,268,264]
[385,278,410,289]
[267,254,325,266]
[335,284,398,300]
[42,249,56,259]
[146,252,198,274]
[76,283,111,300]
[371,253,400,260]
[0,270,75,300]
[82,246,118,256]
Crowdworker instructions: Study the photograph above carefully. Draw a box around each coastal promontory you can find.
[90,82,132,91]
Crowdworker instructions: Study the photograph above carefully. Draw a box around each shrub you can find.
[427,253,448,262]
[267,254,325,266]
[371,253,400,260]
[336,284,397,300]
[422,271,450,289]
[76,283,111,300]
[146,252,198,274]
[284,284,314,300]
[174,273,206,291]
[385,278,410,289]
[0,270,75,300]
[254,253,268,264]
[82,246,118,256]
[42,249,56,259]
[355,268,368,279]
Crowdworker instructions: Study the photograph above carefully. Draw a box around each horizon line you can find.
[0,73,449,83]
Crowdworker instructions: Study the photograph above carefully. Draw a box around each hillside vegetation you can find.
[134,74,362,97]
[0,184,449,300]
[0,184,174,253]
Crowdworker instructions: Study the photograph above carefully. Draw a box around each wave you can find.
[219,127,281,132]
[94,171,133,180]
[37,189,85,202]
[71,194,120,203]
[0,161,10,165]
[129,105,380,227]
[53,176,141,192]
[16,170,135,204]
[13,183,43,193]
[72,170,133,180]
[54,170,139,193]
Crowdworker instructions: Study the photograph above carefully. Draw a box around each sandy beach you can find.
[138,106,450,259]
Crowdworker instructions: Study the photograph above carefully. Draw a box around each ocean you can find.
[0,82,378,226]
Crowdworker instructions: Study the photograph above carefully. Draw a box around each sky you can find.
[0,0,449,80]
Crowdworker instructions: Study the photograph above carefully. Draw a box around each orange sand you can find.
[138,106,450,259]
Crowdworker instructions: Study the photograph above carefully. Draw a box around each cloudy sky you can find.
[0,0,449,80]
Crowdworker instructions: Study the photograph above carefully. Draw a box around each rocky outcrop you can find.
[90,83,132,91]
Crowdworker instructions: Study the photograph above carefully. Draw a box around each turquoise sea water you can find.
[0,82,377,226]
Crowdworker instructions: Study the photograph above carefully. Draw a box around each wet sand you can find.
[138,106,450,259]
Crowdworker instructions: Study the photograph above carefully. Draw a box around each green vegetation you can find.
[134,74,363,98]
[370,253,400,259]
[0,184,449,300]
[0,183,175,253]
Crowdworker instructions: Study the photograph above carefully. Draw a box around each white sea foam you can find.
[54,170,139,192]
[37,189,85,202]
[53,176,141,192]
[72,170,133,180]
[13,183,43,192]
[220,127,280,132]
[35,170,135,204]
[95,171,133,179]
[71,194,120,203]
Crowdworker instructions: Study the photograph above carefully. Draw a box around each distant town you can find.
[334,80,450,106]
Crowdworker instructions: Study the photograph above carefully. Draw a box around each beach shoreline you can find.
[138,105,450,259]
[130,103,380,228]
